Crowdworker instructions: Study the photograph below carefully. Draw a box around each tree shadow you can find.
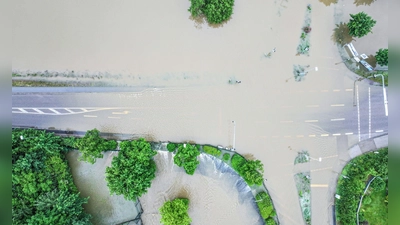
[318,0,338,6]
[354,0,376,6]
[331,22,355,45]
[189,15,230,29]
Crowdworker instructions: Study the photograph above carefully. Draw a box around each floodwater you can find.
[139,151,263,225]
[13,0,388,224]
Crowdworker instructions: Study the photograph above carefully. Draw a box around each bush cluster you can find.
[231,153,264,186]
[188,0,235,24]
[174,143,201,175]
[375,48,388,66]
[203,145,221,157]
[256,192,276,223]
[160,198,191,225]
[335,148,388,225]
[223,153,231,162]
[167,143,177,152]
[12,129,91,224]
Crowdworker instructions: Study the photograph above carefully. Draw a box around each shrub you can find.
[347,12,376,38]
[174,143,201,175]
[231,153,246,172]
[188,0,234,24]
[105,138,157,200]
[223,153,230,162]
[75,128,117,164]
[266,217,277,225]
[370,177,386,192]
[160,198,191,225]
[256,192,275,220]
[167,143,176,152]
[375,48,388,66]
[203,145,221,157]
[231,154,264,186]
[363,195,372,205]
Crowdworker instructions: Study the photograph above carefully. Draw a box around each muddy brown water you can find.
[14,0,388,224]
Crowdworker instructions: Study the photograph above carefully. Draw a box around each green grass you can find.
[360,189,388,225]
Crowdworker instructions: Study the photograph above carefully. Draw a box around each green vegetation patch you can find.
[223,153,231,162]
[360,188,388,225]
[294,150,310,164]
[231,153,264,186]
[347,12,376,38]
[174,143,201,175]
[188,0,234,24]
[167,142,177,152]
[335,147,388,225]
[203,145,222,157]
[105,138,157,201]
[375,48,388,66]
[160,198,192,225]
[295,172,311,225]
[12,128,91,224]
[256,192,277,223]
[75,128,117,164]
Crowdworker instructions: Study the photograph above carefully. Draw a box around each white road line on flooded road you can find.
[305,120,318,123]
[49,108,60,114]
[333,133,341,136]
[81,108,88,112]
[331,104,345,107]
[280,120,293,123]
[307,105,319,108]
[375,130,384,133]
[345,89,353,92]
[33,108,44,114]
[311,184,329,188]
[65,108,75,113]
[84,115,97,118]
[357,85,361,142]
[345,132,354,135]
[309,134,316,137]
[108,116,120,119]
[331,118,345,121]
[296,135,304,138]
[17,108,28,113]
[333,89,341,92]
[369,87,371,138]
[321,134,329,137]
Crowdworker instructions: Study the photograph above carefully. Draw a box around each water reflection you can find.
[331,22,355,45]
[319,0,338,6]
[354,0,376,6]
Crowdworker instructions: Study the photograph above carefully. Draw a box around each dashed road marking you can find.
[321,134,329,137]
[17,108,28,113]
[49,108,60,114]
[331,104,345,107]
[333,133,341,136]
[345,132,353,135]
[84,115,97,118]
[108,116,120,119]
[296,135,304,138]
[33,108,44,114]
[65,108,75,113]
[309,134,316,137]
[305,120,318,123]
[311,184,329,188]
[333,89,341,92]
[345,89,353,92]
[375,130,384,133]
[356,85,361,142]
[331,118,345,121]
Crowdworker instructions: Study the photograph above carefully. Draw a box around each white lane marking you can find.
[112,111,130,115]
[369,87,371,138]
[81,108,88,112]
[305,120,318,123]
[333,133,341,136]
[311,184,329,188]
[84,115,97,118]
[307,105,319,108]
[331,118,345,121]
[309,134,316,137]
[108,116,121,119]
[17,108,28,113]
[280,120,293,123]
[345,132,353,135]
[321,134,329,137]
[331,104,345,107]
[356,85,361,142]
[345,89,353,92]
[33,108,44,114]
[296,135,304,138]
[333,89,341,92]
[65,108,75,113]
[321,90,329,92]
[49,108,61,114]
[375,130,384,133]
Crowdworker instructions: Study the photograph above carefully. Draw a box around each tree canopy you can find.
[174,143,200,175]
[375,48,388,66]
[188,0,234,24]
[75,129,117,164]
[105,138,157,201]
[12,129,91,224]
[160,198,191,225]
[347,12,376,38]
[231,153,264,186]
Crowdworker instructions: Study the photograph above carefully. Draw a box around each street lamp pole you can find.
[232,121,236,151]
[373,74,388,116]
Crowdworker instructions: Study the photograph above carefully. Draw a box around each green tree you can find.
[375,48,388,66]
[167,143,177,152]
[370,177,386,192]
[239,159,264,186]
[75,129,117,164]
[174,143,200,175]
[188,0,234,24]
[256,192,275,220]
[160,198,191,225]
[347,12,376,38]
[105,138,157,201]
[223,153,230,162]
[203,145,221,157]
